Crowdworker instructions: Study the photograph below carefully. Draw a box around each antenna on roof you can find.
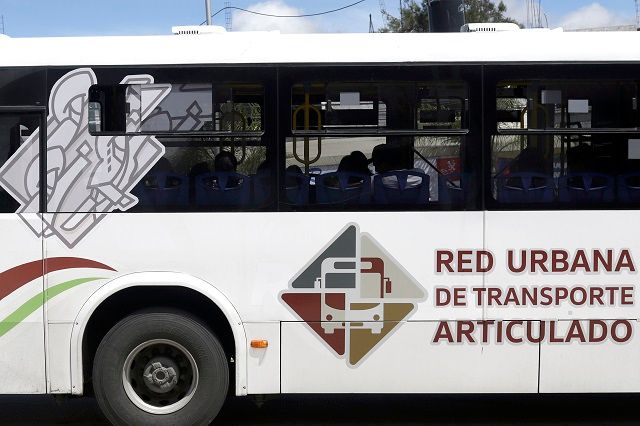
[205,0,212,26]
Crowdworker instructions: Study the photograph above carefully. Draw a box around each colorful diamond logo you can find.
[280,224,426,367]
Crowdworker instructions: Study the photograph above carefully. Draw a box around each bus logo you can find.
[281,224,426,367]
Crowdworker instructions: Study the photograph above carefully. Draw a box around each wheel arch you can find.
[69,272,247,396]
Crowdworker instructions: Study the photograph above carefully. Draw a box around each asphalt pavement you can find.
[0,393,639,425]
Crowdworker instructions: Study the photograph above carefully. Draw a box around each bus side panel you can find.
[486,211,640,392]
[539,320,640,393]
[281,321,539,393]
[0,214,45,394]
[278,211,537,393]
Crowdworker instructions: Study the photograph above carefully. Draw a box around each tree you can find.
[380,0,520,33]
[464,0,520,24]
[380,0,430,33]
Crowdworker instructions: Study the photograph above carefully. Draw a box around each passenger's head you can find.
[286,165,303,175]
[337,155,358,174]
[189,162,210,178]
[372,144,393,173]
[285,165,304,187]
[350,151,370,176]
[372,142,411,174]
[214,151,238,172]
[151,157,174,173]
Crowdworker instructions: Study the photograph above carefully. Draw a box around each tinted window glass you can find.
[493,79,640,208]
[286,80,472,210]
[291,81,468,132]
[89,83,263,134]
[497,80,640,130]
[0,113,40,213]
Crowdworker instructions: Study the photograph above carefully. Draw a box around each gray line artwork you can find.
[0,68,172,248]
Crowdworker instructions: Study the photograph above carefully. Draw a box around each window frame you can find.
[278,64,483,212]
[484,63,640,211]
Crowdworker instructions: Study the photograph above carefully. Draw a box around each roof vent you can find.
[461,23,521,32]
[172,25,226,35]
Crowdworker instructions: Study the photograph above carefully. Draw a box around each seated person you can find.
[208,151,242,189]
[508,146,546,175]
[285,165,304,189]
[500,146,549,190]
[141,157,182,188]
[350,150,371,177]
[371,143,424,189]
[325,154,368,188]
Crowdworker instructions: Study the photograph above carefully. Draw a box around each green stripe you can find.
[0,277,103,338]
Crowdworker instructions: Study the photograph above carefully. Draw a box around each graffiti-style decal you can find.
[0,257,115,337]
[0,68,171,248]
[281,224,426,367]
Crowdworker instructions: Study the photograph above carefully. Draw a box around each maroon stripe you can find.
[0,257,115,301]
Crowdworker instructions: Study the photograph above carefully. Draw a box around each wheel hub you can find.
[142,357,179,393]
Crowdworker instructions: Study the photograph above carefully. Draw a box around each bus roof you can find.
[1,30,639,67]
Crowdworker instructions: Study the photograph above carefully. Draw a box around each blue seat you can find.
[617,173,640,203]
[496,172,555,203]
[133,172,188,208]
[558,172,614,203]
[373,170,429,205]
[195,172,251,207]
[284,172,310,205]
[315,172,371,205]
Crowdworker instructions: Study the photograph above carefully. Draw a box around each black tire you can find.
[93,310,229,426]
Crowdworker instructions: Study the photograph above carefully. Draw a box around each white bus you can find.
[1,27,640,425]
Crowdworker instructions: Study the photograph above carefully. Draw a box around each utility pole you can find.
[225,1,232,31]
[369,14,375,32]
[399,0,403,29]
[205,0,212,26]
[1,15,5,34]
[636,0,639,31]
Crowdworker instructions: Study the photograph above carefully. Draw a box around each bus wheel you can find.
[92,310,229,426]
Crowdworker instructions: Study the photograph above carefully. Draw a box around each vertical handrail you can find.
[292,91,323,174]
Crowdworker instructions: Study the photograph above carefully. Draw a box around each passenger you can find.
[372,143,423,189]
[285,165,304,188]
[143,156,180,188]
[325,154,366,188]
[213,151,241,188]
[214,151,238,173]
[151,156,174,173]
[350,150,371,176]
[509,146,546,174]
[504,146,550,189]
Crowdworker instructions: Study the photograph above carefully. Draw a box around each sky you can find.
[0,0,637,37]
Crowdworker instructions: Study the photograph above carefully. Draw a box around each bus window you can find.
[132,83,269,212]
[493,79,640,207]
[0,114,40,213]
[88,83,264,135]
[285,80,472,210]
[61,80,272,213]
[130,135,270,212]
